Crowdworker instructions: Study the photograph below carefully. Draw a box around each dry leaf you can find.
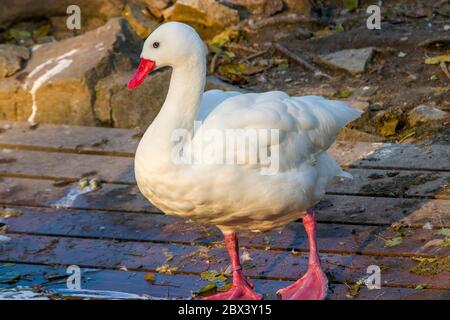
[424,54,450,65]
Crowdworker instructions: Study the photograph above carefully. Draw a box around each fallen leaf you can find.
[380,119,399,137]
[9,28,32,40]
[275,58,289,70]
[411,257,450,275]
[162,249,174,262]
[346,280,362,299]
[384,236,403,247]
[216,282,233,292]
[192,283,217,296]
[331,88,351,99]
[343,0,359,12]
[33,24,50,38]
[200,270,227,283]
[208,29,240,53]
[156,264,178,274]
[437,228,450,237]
[415,285,425,290]
[0,208,22,218]
[144,273,155,282]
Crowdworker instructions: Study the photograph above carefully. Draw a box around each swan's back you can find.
[197,91,362,161]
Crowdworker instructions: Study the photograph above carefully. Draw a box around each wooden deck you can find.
[0,121,449,300]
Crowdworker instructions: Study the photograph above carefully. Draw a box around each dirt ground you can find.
[0,0,448,144]
[205,0,450,145]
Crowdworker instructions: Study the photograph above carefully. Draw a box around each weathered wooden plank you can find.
[1,178,448,227]
[328,169,449,199]
[1,234,449,289]
[0,121,138,155]
[1,263,448,300]
[0,149,135,184]
[1,121,449,171]
[1,150,449,197]
[333,142,450,172]
[4,206,449,257]
[0,177,158,212]
[316,195,450,228]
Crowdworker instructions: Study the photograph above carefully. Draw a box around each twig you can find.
[210,51,221,74]
[239,49,269,63]
[397,130,416,144]
[225,43,258,54]
[273,43,330,78]
[418,36,450,48]
[249,13,315,29]
[439,61,450,80]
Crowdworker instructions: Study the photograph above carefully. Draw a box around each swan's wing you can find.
[192,91,361,170]
[196,89,242,122]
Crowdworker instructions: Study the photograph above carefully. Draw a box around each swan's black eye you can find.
[153,42,160,49]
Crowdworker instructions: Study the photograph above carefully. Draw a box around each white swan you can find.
[128,22,362,300]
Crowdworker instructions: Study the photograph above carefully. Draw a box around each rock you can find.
[0,18,142,126]
[95,72,246,129]
[0,79,32,121]
[143,0,171,19]
[123,2,160,38]
[345,99,369,113]
[360,85,378,97]
[0,44,30,79]
[283,0,311,16]
[337,127,384,142]
[406,105,448,127]
[226,0,284,16]
[318,47,375,75]
[95,69,171,128]
[294,27,313,40]
[0,0,125,28]
[50,15,106,41]
[162,0,240,39]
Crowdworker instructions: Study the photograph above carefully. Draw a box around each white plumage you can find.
[131,23,361,234]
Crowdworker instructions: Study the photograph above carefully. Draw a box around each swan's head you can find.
[128,22,204,90]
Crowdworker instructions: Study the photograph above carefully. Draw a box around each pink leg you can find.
[203,233,262,300]
[277,208,328,300]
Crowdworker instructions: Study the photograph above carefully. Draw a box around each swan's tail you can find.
[292,96,363,151]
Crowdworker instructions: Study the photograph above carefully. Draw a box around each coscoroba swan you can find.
[128,22,362,300]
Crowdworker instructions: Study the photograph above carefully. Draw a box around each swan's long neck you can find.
[141,49,206,159]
